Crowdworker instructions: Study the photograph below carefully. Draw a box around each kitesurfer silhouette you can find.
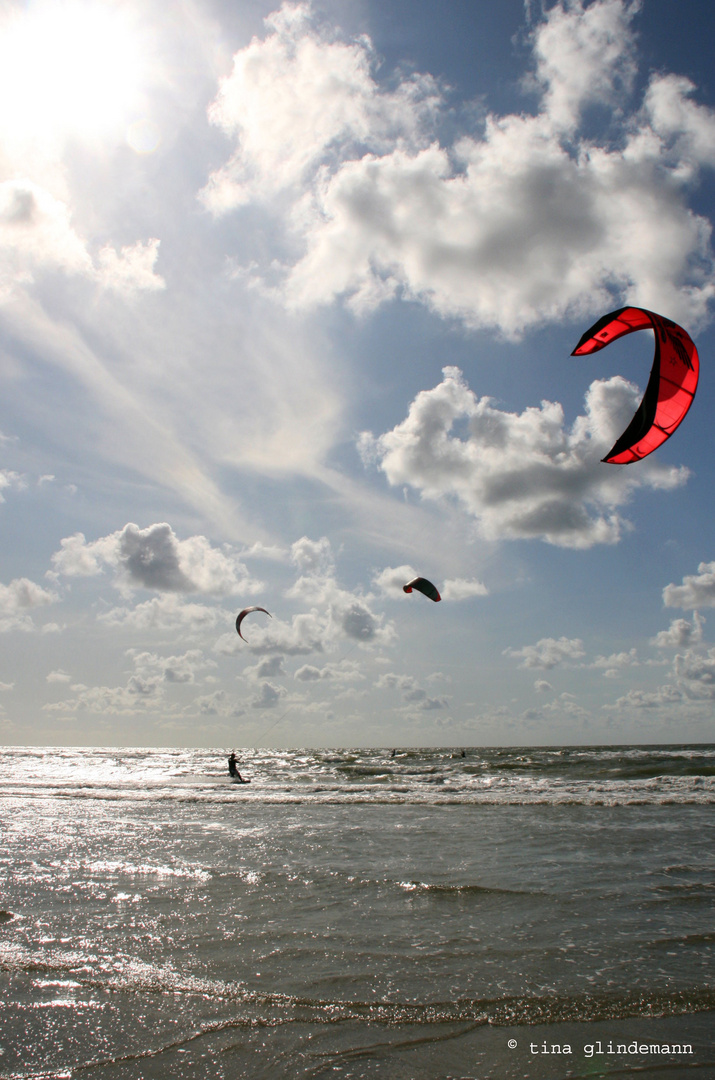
[228,751,244,782]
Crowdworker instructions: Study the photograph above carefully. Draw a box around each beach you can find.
[1,745,713,1079]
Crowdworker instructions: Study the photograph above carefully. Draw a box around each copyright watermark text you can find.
[506,1039,694,1058]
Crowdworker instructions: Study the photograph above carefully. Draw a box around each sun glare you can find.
[0,1,146,146]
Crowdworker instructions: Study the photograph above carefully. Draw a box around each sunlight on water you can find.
[0,745,712,1078]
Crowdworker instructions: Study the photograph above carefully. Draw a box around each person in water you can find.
[227,751,244,782]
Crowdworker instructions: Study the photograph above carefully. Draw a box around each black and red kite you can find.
[403,577,441,602]
[572,306,699,464]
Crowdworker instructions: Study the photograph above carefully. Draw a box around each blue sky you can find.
[1,0,714,747]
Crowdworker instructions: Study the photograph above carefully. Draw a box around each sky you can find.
[1,0,715,747]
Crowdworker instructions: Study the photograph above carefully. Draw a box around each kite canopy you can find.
[572,306,699,464]
[403,577,441,602]
[235,606,272,641]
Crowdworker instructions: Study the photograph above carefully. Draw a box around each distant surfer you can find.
[228,751,244,782]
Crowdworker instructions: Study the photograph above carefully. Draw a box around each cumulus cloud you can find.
[608,683,682,710]
[359,367,686,548]
[204,0,715,334]
[95,238,165,294]
[441,577,488,601]
[294,660,362,683]
[200,1,441,212]
[376,671,449,710]
[216,611,324,657]
[46,669,71,683]
[644,74,715,173]
[290,535,335,575]
[281,535,395,649]
[0,576,58,632]
[128,649,216,686]
[244,655,286,680]
[99,594,224,633]
[0,470,26,501]
[652,613,705,648]
[0,180,164,296]
[663,562,715,609]
[43,650,219,717]
[251,681,284,709]
[373,564,417,598]
[51,523,262,597]
[505,635,585,669]
[528,0,638,132]
[190,689,245,717]
[591,648,639,677]
[44,681,167,716]
[674,647,715,700]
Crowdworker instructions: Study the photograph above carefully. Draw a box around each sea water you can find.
[0,745,713,1079]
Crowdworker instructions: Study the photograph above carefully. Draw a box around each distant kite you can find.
[235,606,272,641]
[572,306,699,464]
[403,577,441,602]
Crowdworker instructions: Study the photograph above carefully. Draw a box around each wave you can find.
[1,745,713,808]
[2,939,712,1028]
[395,880,538,897]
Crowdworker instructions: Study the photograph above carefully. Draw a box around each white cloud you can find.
[0,180,91,289]
[663,562,715,609]
[591,648,639,674]
[372,564,418,598]
[608,683,682,710]
[96,238,165,295]
[0,470,25,501]
[251,681,284,709]
[244,655,286,680]
[43,650,217,717]
[283,536,395,648]
[128,649,216,686]
[651,613,705,648]
[644,74,715,173]
[189,689,245,717]
[294,660,362,683]
[99,594,223,633]
[290,535,334,575]
[441,577,488,601]
[505,635,585,669]
[375,671,449,710]
[51,523,263,597]
[43,682,167,716]
[534,679,553,693]
[360,367,686,548]
[529,0,638,132]
[0,180,164,296]
[674,647,715,700]
[216,610,325,657]
[204,1,715,334]
[200,1,440,212]
[46,669,71,683]
[0,576,58,632]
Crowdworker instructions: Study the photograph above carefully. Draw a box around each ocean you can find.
[0,744,713,1079]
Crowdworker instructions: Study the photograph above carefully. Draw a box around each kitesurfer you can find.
[228,751,244,782]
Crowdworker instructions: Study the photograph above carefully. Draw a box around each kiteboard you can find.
[231,777,251,784]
